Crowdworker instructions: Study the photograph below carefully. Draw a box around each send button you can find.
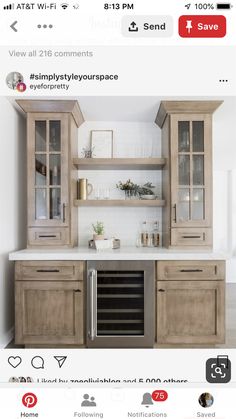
[122,16,173,37]
[144,22,167,31]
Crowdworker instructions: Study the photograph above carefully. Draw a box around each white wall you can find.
[212,98,236,282]
[0,97,26,347]
[213,97,236,171]
[78,121,162,246]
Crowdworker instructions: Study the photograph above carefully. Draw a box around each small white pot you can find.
[93,234,105,241]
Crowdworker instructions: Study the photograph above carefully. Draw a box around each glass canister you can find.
[141,221,149,247]
[153,221,160,247]
[137,221,160,247]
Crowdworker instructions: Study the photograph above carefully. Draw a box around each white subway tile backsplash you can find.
[77,121,162,245]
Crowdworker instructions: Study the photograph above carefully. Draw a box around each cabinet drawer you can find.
[28,227,70,246]
[16,261,84,281]
[157,261,225,280]
[171,228,212,247]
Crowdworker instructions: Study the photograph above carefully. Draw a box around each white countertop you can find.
[9,247,229,261]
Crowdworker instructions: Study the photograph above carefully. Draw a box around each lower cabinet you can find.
[14,259,226,347]
[156,261,225,345]
[15,261,85,346]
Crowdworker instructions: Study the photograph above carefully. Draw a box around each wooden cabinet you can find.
[15,261,85,346]
[14,258,226,348]
[156,101,222,249]
[17,100,84,247]
[156,261,225,345]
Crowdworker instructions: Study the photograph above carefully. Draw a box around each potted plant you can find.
[116,179,138,199]
[92,221,105,240]
[116,180,156,200]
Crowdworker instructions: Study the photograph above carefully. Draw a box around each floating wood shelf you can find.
[73,158,166,170]
[74,199,165,207]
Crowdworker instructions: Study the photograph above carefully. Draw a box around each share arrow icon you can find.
[54,356,67,368]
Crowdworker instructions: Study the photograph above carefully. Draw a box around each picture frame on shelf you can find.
[90,130,113,158]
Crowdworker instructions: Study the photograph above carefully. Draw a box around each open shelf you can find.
[74,199,165,207]
[73,158,166,170]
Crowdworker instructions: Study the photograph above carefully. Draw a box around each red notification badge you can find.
[152,390,168,402]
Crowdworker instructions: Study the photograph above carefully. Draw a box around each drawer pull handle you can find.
[36,269,60,273]
[74,289,81,293]
[182,235,201,239]
[158,289,165,292]
[173,204,177,223]
[180,269,203,273]
[38,235,57,238]
[62,203,66,223]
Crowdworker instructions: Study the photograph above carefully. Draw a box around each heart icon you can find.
[8,356,22,368]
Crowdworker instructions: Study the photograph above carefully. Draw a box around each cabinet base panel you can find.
[24,344,86,348]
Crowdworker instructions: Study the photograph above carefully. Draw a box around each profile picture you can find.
[6,71,26,92]
[9,377,19,383]
[198,392,214,408]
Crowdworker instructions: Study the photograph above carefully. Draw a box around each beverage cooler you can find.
[87,261,155,348]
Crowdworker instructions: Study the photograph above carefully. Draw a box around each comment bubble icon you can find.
[31,356,44,369]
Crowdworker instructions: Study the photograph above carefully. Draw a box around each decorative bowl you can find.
[140,195,156,200]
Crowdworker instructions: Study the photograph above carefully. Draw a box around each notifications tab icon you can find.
[54,356,67,368]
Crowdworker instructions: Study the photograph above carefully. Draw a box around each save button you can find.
[179,15,226,38]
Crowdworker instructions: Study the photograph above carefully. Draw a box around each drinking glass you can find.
[103,188,110,200]
[94,188,101,200]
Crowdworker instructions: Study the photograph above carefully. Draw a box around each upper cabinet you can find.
[156,101,223,249]
[17,100,84,247]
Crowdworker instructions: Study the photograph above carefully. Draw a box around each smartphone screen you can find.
[0,1,235,417]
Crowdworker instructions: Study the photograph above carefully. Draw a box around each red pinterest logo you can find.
[22,393,38,408]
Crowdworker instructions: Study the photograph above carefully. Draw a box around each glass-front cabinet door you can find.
[28,114,68,227]
[170,114,211,228]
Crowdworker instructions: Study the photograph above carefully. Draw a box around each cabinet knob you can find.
[158,289,165,292]
[74,289,81,293]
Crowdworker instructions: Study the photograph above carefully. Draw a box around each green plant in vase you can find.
[116,179,138,199]
[116,180,156,200]
[92,221,105,240]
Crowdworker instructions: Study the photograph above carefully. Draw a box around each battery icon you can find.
[216,3,232,9]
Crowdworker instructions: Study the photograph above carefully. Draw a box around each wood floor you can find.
[6,284,236,349]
